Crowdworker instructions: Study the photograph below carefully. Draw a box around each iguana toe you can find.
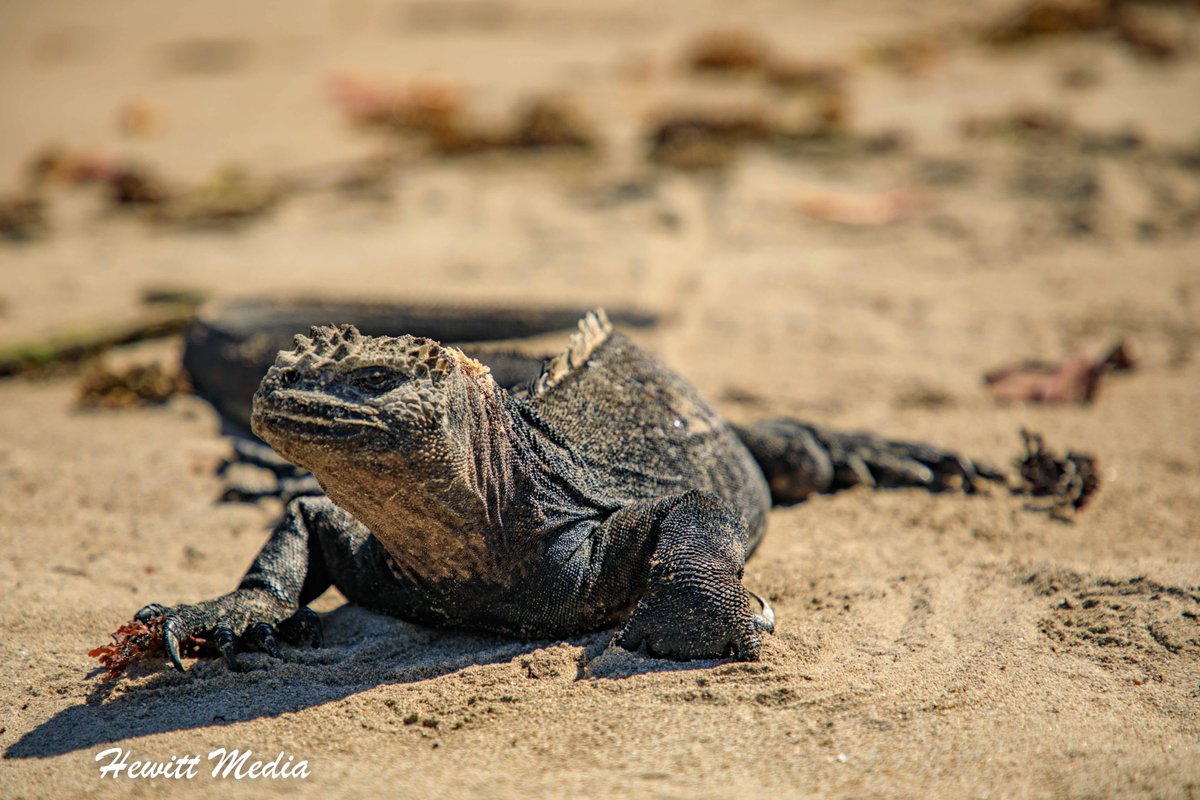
[134,603,169,624]
[246,621,283,659]
[278,607,323,649]
[213,626,242,672]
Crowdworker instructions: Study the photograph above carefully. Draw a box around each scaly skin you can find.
[136,310,999,670]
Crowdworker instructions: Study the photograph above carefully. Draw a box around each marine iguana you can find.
[133,309,1003,668]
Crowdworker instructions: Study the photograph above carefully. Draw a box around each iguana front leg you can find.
[735,418,1004,504]
[609,491,772,661]
[135,496,395,671]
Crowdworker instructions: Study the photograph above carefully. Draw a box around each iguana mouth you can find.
[253,389,387,441]
[263,412,385,439]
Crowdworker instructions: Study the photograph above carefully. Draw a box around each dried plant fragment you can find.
[796,185,927,226]
[984,340,1134,404]
[27,147,171,207]
[686,30,771,73]
[0,308,195,378]
[331,75,465,138]
[332,76,596,157]
[962,107,1077,142]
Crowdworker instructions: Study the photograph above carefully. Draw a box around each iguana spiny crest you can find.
[529,308,611,396]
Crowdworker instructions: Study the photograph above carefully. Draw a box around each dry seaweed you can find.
[684,29,849,91]
[332,76,596,157]
[982,0,1112,44]
[139,286,210,308]
[505,98,596,151]
[1010,429,1101,516]
[149,166,281,228]
[28,149,291,226]
[646,109,772,169]
[76,362,191,408]
[962,107,1078,142]
[980,0,1188,60]
[0,308,196,378]
[88,616,206,681]
[0,195,48,242]
[764,59,846,93]
[28,147,171,207]
[88,617,165,682]
[433,97,596,154]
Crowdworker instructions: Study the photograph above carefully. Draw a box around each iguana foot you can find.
[614,491,766,661]
[135,598,322,672]
[615,571,764,660]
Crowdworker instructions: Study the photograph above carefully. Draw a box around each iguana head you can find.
[253,323,515,581]
[250,324,495,475]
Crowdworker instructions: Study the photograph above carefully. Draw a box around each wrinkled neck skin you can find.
[299,372,537,586]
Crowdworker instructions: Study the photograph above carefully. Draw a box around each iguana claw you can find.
[749,591,775,633]
[162,617,185,672]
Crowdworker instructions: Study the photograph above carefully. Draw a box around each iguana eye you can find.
[348,366,399,393]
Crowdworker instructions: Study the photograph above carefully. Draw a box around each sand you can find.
[1,0,1198,797]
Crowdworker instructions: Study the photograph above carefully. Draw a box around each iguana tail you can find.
[732,418,1004,505]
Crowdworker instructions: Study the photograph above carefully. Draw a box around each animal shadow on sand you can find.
[6,604,721,760]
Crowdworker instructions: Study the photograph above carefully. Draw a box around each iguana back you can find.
[519,319,770,553]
